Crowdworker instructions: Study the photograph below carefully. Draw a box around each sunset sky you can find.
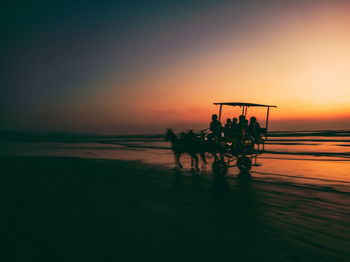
[4,0,350,134]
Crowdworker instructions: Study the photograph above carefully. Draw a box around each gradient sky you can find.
[3,0,350,134]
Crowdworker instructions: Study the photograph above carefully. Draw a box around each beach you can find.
[6,0,350,260]
[2,155,350,261]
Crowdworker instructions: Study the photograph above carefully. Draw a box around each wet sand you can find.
[2,156,350,261]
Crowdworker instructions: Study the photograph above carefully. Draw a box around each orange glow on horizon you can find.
[71,2,350,133]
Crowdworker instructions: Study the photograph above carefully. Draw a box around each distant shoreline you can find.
[1,129,350,140]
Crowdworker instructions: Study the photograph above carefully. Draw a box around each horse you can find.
[165,129,206,171]
[195,130,226,162]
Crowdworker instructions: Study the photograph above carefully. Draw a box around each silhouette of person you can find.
[210,114,222,139]
[248,116,261,143]
[238,115,245,126]
[238,115,248,137]
[245,119,249,128]
[230,117,239,138]
[232,117,238,127]
[224,118,232,137]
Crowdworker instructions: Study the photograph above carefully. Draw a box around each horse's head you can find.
[179,132,187,139]
[165,128,174,141]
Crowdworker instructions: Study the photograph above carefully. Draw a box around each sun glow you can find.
[61,2,350,132]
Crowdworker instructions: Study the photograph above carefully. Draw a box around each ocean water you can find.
[1,130,349,191]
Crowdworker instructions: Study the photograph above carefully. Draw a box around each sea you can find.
[1,130,350,192]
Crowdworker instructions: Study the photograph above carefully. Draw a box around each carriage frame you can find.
[209,102,277,175]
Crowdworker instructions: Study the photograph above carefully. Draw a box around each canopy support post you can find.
[219,104,222,121]
[265,107,270,140]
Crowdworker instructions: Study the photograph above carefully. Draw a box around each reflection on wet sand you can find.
[1,130,350,260]
[2,155,350,261]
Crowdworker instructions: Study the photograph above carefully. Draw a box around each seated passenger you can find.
[224,118,232,137]
[232,117,238,128]
[238,115,248,137]
[210,114,222,139]
[229,117,238,137]
[248,116,261,143]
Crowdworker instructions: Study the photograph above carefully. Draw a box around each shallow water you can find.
[1,130,350,191]
[3,130,350,261]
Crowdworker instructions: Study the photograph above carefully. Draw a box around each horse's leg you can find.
[173,152,178,167]
[194,154,199,171]
[188,152,195,170]
[176,153,183,168]
[200,152,207,164]
[212,150,219,161]
[208,143,219,161]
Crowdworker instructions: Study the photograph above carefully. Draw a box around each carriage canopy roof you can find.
[213,102,277,108]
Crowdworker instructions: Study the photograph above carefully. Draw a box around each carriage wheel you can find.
[212,160,228,176]
[236,156,252,171]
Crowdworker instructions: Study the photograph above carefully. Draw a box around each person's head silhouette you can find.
[239,115,245,123]
[212,114,218,121]
[232,117,238,124]
[226,118,231,123]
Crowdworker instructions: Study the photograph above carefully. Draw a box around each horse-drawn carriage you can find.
[165,102,276,175]
[209,102,276,175]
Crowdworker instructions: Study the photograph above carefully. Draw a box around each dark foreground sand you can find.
[1,156,350,261]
